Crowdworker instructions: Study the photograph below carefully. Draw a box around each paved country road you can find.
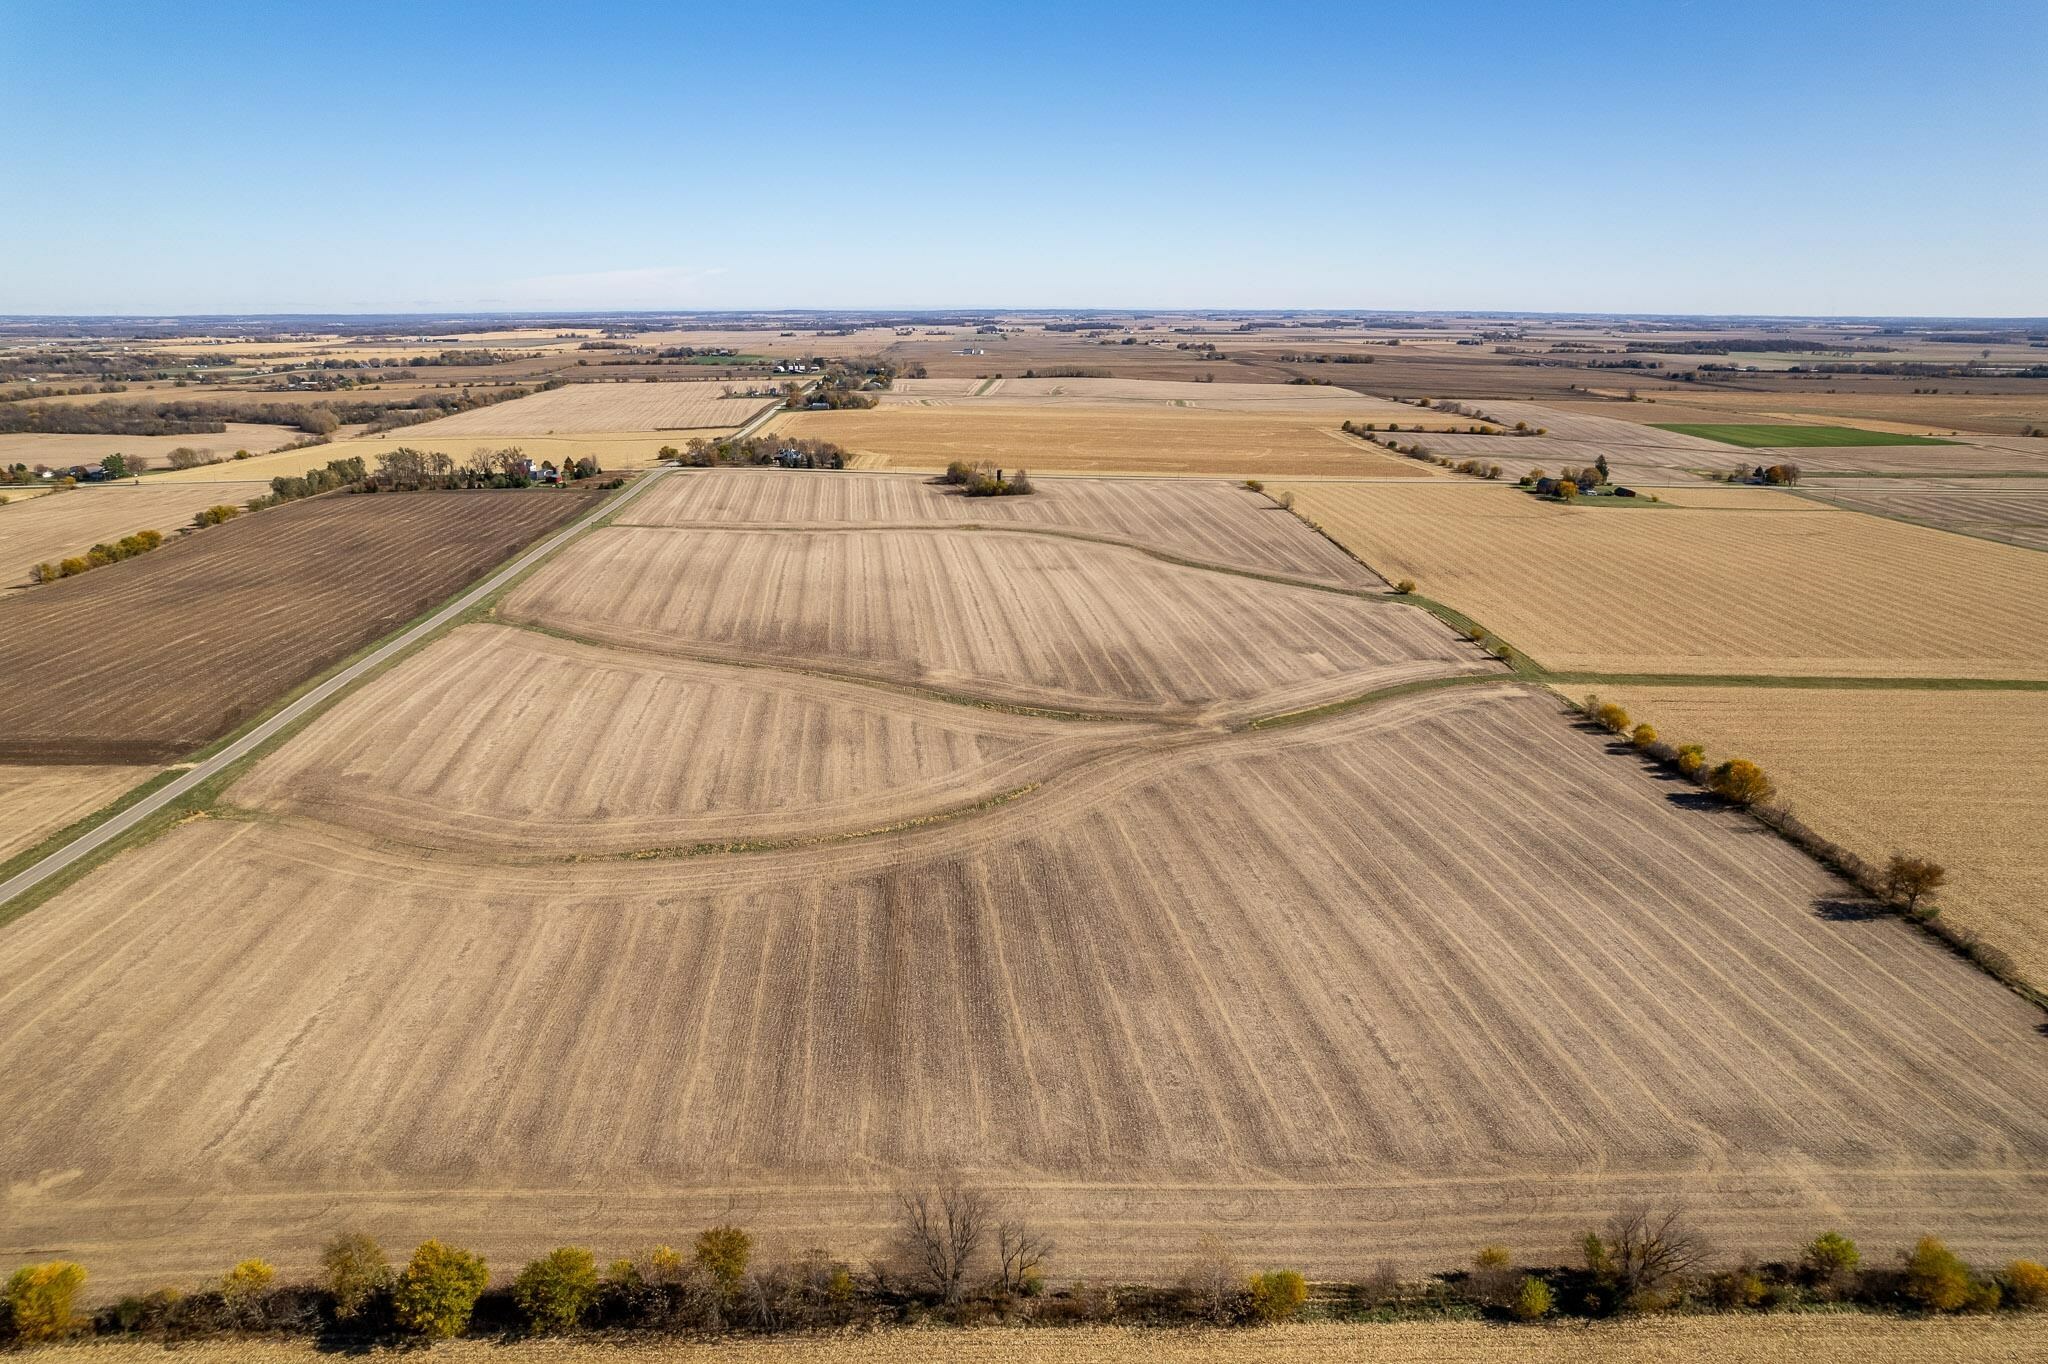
[0,466,673,912]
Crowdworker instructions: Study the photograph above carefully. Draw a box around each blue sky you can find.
[2,1,2043,316]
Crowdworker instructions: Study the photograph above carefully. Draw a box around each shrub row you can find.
[6,1203,2041,1346]
[1573,694,2037,1005]
[27,527,164,584]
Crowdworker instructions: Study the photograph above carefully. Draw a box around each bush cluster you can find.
[28,527,163,584]
[940,460,1034,497]
[10,1210,2043,1348]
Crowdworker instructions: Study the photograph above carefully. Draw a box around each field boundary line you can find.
[1243,671,1511,730]
[496,618,1198,727]
[0,472,673,920]
[1542,670,2048,692]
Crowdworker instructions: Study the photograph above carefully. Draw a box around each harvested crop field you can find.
[6,685,2048,1289]
[232,623,1156,854]
[620,469,1380,587]
[0,764,151,864]
[29,1318,2048,1364]
[0,489,596,762]
[1586,684,2048,984]
[1800,475,2048,550]
[884,377,1459,425]
[1274,481,2048,678]
[1731,436,2048,478]
[501,526,1488,721]
[0,482,267,581]
[1597,387,2048,438]
[0,422,305,467]
[404,380,773,435]
[770,406,1431,478]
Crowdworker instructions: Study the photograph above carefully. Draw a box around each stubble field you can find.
[1799,476,2048,549]
[619,469,1380,587]
[6,465,2048,1301]
[0,482,268,580]
[1274,481,2048,678]
[6,685,2047,1288]
[230,623,1158,854]
[883,377,1466,426]
[500,525,1488,721]
[0,764,152,864]
[0,423,306,468]
[770,406,1432,478]
[1587,684,2048,984]
[402,380,774,435]
[0,489,595,761]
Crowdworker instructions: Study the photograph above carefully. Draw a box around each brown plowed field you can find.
[403,380,772,435]
[5,687,2047,1289]
[0,483,268,582]
[0,764,151,863]
[500,526,1488,721]
[770,407,1431,478]
[1589,684,2048,984]
[0,489,596,762]
[230,624,1156,853]
[620,469,1380,587]
[29,1318,2048,1364]
[1275,481,2048,678]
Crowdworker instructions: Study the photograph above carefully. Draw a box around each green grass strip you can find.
[1651,423,1955,449]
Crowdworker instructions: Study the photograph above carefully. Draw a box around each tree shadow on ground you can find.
[1814,896,1887,922]
[1665,790,1723,813]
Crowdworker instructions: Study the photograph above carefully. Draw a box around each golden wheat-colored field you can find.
[404,381,775,435]
[1585,684,2048,983]
[619,469,1380,586]
[0,424,305,469]
[1621,387,2048,438]
[0,483,267,579]
[28,1318,2048,1364]
[501,526,1483,721]
[0,764,151,863]
[770,407,1432,478]
[1274,481,2048,678]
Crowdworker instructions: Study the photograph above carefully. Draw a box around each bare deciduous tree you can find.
[996,1219,1054,1295]
[895,1184,993,1305]
[1588,1203,1709,1305]
[1177,1234,1244,1323]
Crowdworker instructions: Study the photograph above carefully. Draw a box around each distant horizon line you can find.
[3,308,2046,326]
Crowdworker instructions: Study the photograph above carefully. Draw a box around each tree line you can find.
[663,436,848,469]
[0,382,563,439]
[4,1192,2041,1346]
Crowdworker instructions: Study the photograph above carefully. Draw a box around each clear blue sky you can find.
[3,0,2043,316]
